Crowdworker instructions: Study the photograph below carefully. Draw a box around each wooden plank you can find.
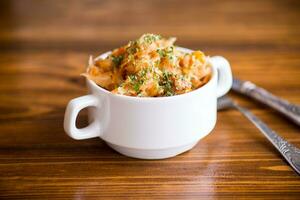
[0,0,299,199]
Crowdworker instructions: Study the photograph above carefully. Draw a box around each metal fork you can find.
[217,96,300,175]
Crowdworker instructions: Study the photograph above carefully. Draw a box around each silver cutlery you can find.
[232,78,300,126]
[217,96,300,175]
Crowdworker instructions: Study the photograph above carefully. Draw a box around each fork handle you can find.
[232,78,300,126]
[234,104,300,175]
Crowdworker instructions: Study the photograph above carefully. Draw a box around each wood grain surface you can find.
[0,0,300,199]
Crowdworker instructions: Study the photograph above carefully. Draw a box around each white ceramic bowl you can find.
[64,47,232,159]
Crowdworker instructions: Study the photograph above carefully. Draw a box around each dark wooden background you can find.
[0,0,300,199]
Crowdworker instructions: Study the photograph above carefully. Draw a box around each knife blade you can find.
[231,78,300,126]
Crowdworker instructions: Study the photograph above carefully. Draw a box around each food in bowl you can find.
[83,34,211,97]
[65,37,233,159]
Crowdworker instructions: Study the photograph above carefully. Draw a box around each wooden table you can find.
[0,0,299,199]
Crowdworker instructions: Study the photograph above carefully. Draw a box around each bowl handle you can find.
[210,56,233,97]
[64,95,102,140]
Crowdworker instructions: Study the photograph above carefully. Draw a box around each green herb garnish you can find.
[126,41,138,54]
[133,82,141,92]
[111,55,124,67]
[128,74,143,93]
[157,46,175,60]
[157,49,165,57]
[143,34,162,44]
[159,71,174,96]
